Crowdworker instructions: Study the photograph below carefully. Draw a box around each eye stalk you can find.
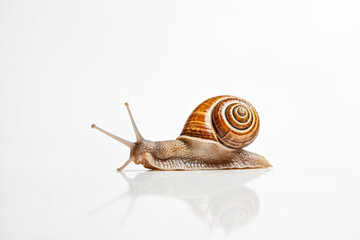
[91,124,134,148]
[91,102,145,171]
[124,102,144,142]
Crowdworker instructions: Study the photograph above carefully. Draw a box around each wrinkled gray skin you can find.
[129,136,271,171]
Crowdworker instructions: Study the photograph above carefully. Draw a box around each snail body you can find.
[92,95,271,171]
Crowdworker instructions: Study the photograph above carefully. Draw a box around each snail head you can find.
[91,102,154,171]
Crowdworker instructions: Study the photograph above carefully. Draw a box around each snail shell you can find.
[178,95,260,149]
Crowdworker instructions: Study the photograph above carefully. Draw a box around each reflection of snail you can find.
[92,95,271,171]
[200,188,259,230]
[92,170,268,231]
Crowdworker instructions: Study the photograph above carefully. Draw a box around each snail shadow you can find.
[92,169,269,232]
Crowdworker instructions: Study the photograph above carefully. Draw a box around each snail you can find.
[91,95,271,171]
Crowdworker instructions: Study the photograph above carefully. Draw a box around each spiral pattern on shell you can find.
[178,96,260,149]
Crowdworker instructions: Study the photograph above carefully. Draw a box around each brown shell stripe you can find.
[226,103,253,130]
[212,98,259,148]
[179,96,233,141]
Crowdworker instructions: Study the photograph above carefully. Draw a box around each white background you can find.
[1,0,360,239]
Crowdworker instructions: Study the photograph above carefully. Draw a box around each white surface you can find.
[1,0,360,239]
[1,168,360,239]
